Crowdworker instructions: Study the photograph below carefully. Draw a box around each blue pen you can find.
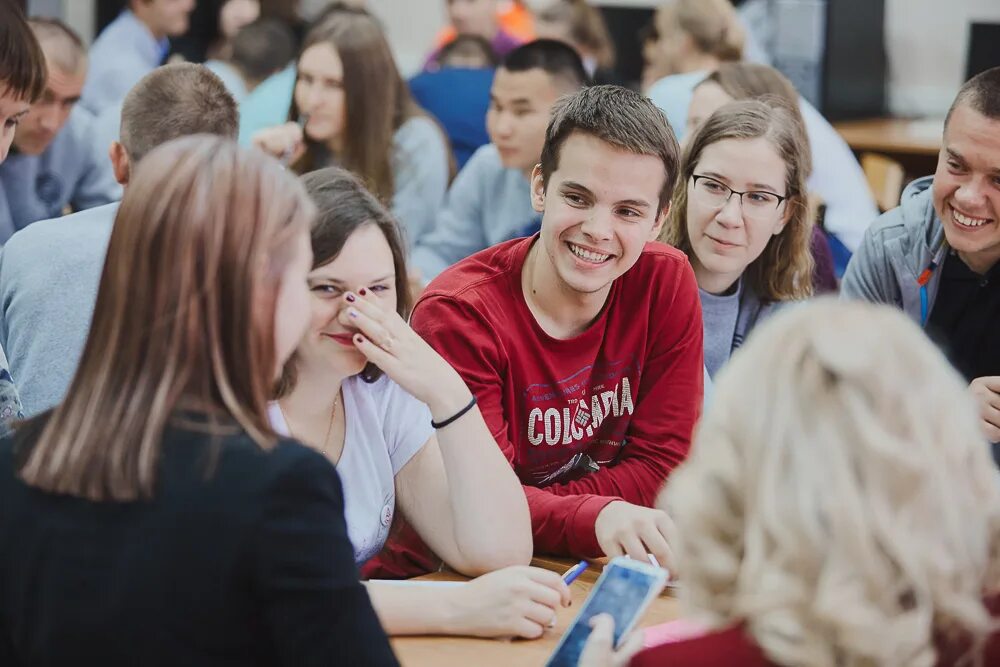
[562,560,589,585]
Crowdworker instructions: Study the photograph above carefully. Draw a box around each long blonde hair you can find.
[18,136,315,502]
[664,299,1000,666]
[659,98,813,300]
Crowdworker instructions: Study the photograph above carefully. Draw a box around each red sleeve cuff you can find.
[566,495,621,557]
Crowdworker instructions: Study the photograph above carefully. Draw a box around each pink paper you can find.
[642,618,709,647]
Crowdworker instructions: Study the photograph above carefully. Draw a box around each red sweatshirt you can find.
[631,594,1000,666]
[411,236,703,556]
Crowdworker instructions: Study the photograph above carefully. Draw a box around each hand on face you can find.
[339,288,471,416]
[252,121,305,165]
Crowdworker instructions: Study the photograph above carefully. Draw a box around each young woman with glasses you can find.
[660,98,814,381]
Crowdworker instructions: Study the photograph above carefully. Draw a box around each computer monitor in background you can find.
[966,22,1000,80]
[766,0,887,121]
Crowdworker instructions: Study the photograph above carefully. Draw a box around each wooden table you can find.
[391,557,681,666]
[833,117,943,157]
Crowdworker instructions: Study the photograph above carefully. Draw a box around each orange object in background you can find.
[434,0,536,50]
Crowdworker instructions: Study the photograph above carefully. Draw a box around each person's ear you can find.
[773,196,797,236]
[530,164,546,213]
[109,141,130,185]
[650,201,670,241]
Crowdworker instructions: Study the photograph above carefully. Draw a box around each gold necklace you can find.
[284,392,341,455]
[318,393,342,454]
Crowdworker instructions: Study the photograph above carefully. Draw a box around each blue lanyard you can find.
[918,240,948,325]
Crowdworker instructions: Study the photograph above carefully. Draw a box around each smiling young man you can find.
[842,66,1000,461]
[411,39,587,283]
[411,85,703,562]
[0,19,118,242]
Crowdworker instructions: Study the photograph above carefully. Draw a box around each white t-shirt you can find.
[269,374,433,564]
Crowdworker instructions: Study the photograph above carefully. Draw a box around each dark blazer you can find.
[0,417,399,666]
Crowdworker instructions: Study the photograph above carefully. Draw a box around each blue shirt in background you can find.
[81,10,169,116]
[410,144,538,282]
[409,67,494,170]
[238,65,296,146]
[0,108,120,243]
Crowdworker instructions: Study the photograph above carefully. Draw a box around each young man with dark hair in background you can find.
[411,39,588,283]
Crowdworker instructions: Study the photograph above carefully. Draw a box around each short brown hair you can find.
[18,136,316,501]
[946,65,1000,127]
[120,63,239,164]
[28,16,86,75]
[539,84,680,213]
[0,2,46,103]
[276,167,411,396]
[660,99,814,301]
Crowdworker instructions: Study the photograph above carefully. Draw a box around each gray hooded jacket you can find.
[841,176,944,324]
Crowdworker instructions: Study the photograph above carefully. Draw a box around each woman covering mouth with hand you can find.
[659,98,814,381]
[272,166,572,640]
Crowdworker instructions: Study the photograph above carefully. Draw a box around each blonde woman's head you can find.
[664,299,1000,666]
[650,0,744,77]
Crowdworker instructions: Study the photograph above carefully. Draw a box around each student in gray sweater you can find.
[660,99,815,380]
[0,64,239,417]
[0,18,118,243]
[410,40,588,282]
[843,67,1000,461]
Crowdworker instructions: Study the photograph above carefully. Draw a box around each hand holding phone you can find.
[545,557,666,667]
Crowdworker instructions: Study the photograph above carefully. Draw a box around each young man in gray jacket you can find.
[0,64,238,417]
[0,18,119,242]
[842,66,1000,460]
[410,40,588,283]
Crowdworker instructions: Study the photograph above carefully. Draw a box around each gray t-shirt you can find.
[699,281,743,379]
[269,374,433,565]
[0,202,118,416]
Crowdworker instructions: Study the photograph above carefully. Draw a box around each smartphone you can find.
[545,557,667,667]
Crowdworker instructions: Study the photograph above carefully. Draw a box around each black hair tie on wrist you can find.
[431,395,478,429]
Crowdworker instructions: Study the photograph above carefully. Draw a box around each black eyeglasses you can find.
[690,175,787,218]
